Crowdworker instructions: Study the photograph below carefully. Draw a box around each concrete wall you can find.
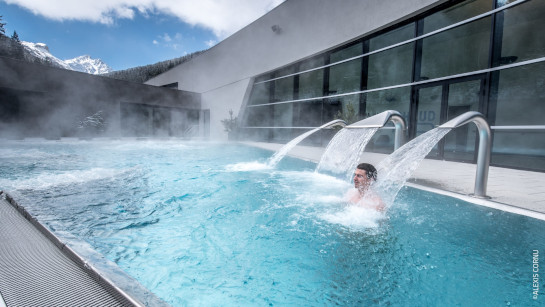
[0,56,200,138]
[146,0,445,140]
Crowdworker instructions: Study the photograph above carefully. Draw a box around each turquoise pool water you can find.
[0,140,543,306]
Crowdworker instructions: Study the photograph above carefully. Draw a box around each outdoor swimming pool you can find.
[0,139,543,306]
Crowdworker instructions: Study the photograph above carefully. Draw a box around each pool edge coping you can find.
[0,190,170,307]
[404,182,545,221]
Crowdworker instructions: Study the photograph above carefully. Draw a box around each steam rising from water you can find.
[0,167,137,191]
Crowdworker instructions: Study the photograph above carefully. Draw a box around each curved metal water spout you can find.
[344,110,407,150]
[320,119,347,129]
[438,111,491,198]
[267,119,348,167]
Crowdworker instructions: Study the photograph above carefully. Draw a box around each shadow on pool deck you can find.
[242,141,545,220]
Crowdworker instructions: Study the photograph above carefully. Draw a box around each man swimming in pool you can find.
[347,163,385,211]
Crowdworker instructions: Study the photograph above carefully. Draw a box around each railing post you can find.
[473,117,491,198]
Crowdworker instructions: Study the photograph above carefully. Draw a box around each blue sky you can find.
[0,0,283,71]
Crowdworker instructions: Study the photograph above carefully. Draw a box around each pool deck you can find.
[242,141,545,220]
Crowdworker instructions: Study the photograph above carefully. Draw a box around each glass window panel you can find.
[254,74,271,83]
[369,23,415,51]
[245,105,272,127]
[329,58,362,95]
[272,128,292,142]
[300,55,325,70]
[423,0,490,34]
[365,87,411,153]
[420,17,491,80]
[274,65,296,78]
[248,82,270,105]
[330,43,362,63]
[496,0,545,66]
[491,131,545,171]
[415,85,443,157]
[365,87,411,119]
[496,0,517,8]
[493,62,545,126]
[329,43,363,96]
[292,100,322,127]
[299,56,325,99]
[443,80,481,161]
[416,86,442,136]
[273,103,293,127]
[274,76,294,102]
[273,66,295,102]
[291,128,324,146]
[491,62,545,170]
[238,127,270,142]
[367,43,414,89]
[299,68,324,99]
[329,94,361,125]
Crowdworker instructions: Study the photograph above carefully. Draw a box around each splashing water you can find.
[374,128,451,206]
[320,204,384,230]
[224,161,272,172]
[225,126,325,172]
[316,128,378,181]
[267,127,321,167]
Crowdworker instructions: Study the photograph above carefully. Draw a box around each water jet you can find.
[267,119,347,167]
[345,110,407,150]
[316,110,407,180]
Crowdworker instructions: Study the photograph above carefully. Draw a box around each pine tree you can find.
[11,30,19,42]
[0,15,6,35]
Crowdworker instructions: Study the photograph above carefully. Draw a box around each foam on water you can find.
[225,161,272,172]
[321,204,385,230]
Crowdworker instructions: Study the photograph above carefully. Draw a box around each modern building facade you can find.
[146,0,544,171]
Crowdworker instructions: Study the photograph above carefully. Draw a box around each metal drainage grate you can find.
[0,194,138,307]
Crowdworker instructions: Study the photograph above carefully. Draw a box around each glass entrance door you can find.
[413,76,486,161]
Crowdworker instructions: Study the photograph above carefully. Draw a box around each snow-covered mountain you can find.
[65,55,112,75]
[21,41,113,74]
[21,41,72,70]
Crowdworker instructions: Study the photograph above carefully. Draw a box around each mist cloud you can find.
[4,0,285,39]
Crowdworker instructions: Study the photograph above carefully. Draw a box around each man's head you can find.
[353,163,377,189]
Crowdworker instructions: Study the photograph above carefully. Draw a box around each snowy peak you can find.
[33,42,50,52]
[65,55,113,75]
[21,41,72,70]
[20,41,113,74]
